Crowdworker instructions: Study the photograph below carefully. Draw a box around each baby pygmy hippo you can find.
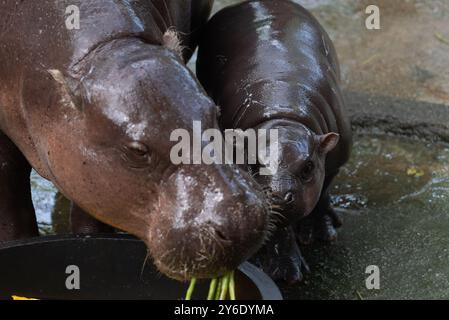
[197,0,352,283]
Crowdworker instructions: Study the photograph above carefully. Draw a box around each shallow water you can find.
[32,134,449,299]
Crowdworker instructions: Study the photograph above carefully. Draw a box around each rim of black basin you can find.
[0,234,282,300]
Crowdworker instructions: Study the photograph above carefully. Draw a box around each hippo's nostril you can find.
[272,194,284,204]
[284,192,294,204]
[272,192,294,205]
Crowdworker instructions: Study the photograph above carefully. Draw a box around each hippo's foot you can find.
[297,205,342,245]
[251,226,309,284]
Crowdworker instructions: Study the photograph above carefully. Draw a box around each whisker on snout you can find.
[256,187,286,246]
[140,249,151,278]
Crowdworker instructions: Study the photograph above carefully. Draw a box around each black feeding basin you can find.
[0,234,282,300]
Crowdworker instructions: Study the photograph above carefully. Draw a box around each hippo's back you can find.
[0,0,213,175]
[0,0,211,84]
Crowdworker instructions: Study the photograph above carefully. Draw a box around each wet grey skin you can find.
[0,0,272,281]
[197,0,352,283]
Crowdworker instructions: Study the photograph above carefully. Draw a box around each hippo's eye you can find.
[122,141,151,168]
[300,161,315,182]
[126,141,149,156]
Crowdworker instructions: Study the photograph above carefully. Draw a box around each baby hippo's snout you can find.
[146,165,269,281]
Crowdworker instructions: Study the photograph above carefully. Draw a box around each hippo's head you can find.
[46,38,268,280]
[250,119,339,225]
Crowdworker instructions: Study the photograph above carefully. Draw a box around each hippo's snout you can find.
[145,165,269,281]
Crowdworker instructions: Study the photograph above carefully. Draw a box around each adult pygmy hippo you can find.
[197,0,352,283]
[0,0,270,280]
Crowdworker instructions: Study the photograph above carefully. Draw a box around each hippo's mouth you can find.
[141,164,272,281]
[148,223,268,281]
[145,203,272,281]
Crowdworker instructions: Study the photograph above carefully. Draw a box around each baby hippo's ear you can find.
[318,132,340,154]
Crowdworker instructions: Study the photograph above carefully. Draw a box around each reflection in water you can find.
[32,135,449,299]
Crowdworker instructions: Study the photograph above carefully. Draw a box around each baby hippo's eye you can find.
[122,141,151,168]
[300,161,315,182]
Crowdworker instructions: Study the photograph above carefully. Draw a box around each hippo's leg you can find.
[0,130,38,241]
[70,203,114,234]
[297,170,342,244]
[251,226,310,284]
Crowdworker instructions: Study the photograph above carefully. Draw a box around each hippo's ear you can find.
[318,132,340,154]
[48,69,81,110]
[162,29,185,60]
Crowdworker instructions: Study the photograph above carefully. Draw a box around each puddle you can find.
[32,134,449,299]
